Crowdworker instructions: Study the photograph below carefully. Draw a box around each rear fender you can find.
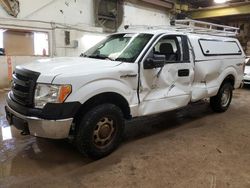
[207,66,237,96]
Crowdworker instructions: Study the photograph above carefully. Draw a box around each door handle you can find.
[178,69,189,77]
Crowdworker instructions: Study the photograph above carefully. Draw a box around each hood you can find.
[21,57,122,76]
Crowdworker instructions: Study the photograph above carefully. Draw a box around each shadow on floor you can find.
[0,99,214,179]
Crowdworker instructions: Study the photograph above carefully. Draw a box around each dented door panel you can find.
[138,34,194,116]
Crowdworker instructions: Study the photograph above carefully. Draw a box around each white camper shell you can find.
[5,20,245,159]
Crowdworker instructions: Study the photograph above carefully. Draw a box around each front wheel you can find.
[210,83,233,113]
[75,104,125,159]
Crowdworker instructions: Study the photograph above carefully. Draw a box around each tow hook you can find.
[20,127,30,135]
[21,130,29,135]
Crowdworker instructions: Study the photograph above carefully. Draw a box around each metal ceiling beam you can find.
[189,3,250,19]
[140,0,174,9]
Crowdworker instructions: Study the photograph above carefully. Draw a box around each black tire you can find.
[210,82,233,113]
[75,103,124,159]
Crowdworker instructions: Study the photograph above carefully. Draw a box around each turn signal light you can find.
[59,85,72,103]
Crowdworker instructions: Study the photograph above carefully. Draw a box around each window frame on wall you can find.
[0,28,50,57]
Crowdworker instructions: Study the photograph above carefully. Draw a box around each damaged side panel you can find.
[138,34,194,116]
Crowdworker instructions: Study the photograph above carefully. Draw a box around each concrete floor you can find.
[0,88,250,188]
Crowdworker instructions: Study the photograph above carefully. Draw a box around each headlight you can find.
[34,84,72,108]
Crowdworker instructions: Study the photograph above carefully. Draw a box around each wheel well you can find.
[222,75,235,87]
[74,92,131,124]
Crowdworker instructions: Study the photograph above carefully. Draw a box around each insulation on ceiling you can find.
[0,0,20,17]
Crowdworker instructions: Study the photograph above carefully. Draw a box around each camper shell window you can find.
[198,39,242,56]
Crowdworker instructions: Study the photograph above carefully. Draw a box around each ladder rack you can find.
[124,19,239,37]
[174,19,239,36]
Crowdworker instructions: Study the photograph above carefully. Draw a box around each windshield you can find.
[83,33,153,63]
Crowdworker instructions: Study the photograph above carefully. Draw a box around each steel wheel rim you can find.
[93,117,116,148]
[221,88,231,107]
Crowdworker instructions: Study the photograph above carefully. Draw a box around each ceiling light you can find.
[214,0,227,4]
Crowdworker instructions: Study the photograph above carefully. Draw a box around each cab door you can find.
[138,35,194,116]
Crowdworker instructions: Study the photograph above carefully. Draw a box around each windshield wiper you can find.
[85,54,115,61]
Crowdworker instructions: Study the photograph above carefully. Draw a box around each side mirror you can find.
[144,54,165,69]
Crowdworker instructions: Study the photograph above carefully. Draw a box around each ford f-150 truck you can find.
[5,20,245,159]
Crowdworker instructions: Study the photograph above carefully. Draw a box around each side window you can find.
[153,36,183,62]
[199,39,242,56]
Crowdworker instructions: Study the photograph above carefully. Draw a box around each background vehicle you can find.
[243,56,250,85]
[5,20,245,159]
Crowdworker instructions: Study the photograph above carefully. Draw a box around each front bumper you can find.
[5,104,73,139]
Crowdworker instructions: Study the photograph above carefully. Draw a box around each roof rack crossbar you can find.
[124,19,239,37]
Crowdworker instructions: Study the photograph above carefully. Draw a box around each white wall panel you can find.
[0,0,171,88]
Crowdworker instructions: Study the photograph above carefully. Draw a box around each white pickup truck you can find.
[5,20,245,159]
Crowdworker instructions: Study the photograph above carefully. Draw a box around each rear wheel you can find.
[210,82,233,113]
[75,103,124,159]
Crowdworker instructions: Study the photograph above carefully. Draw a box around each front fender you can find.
[66,79,134,105]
